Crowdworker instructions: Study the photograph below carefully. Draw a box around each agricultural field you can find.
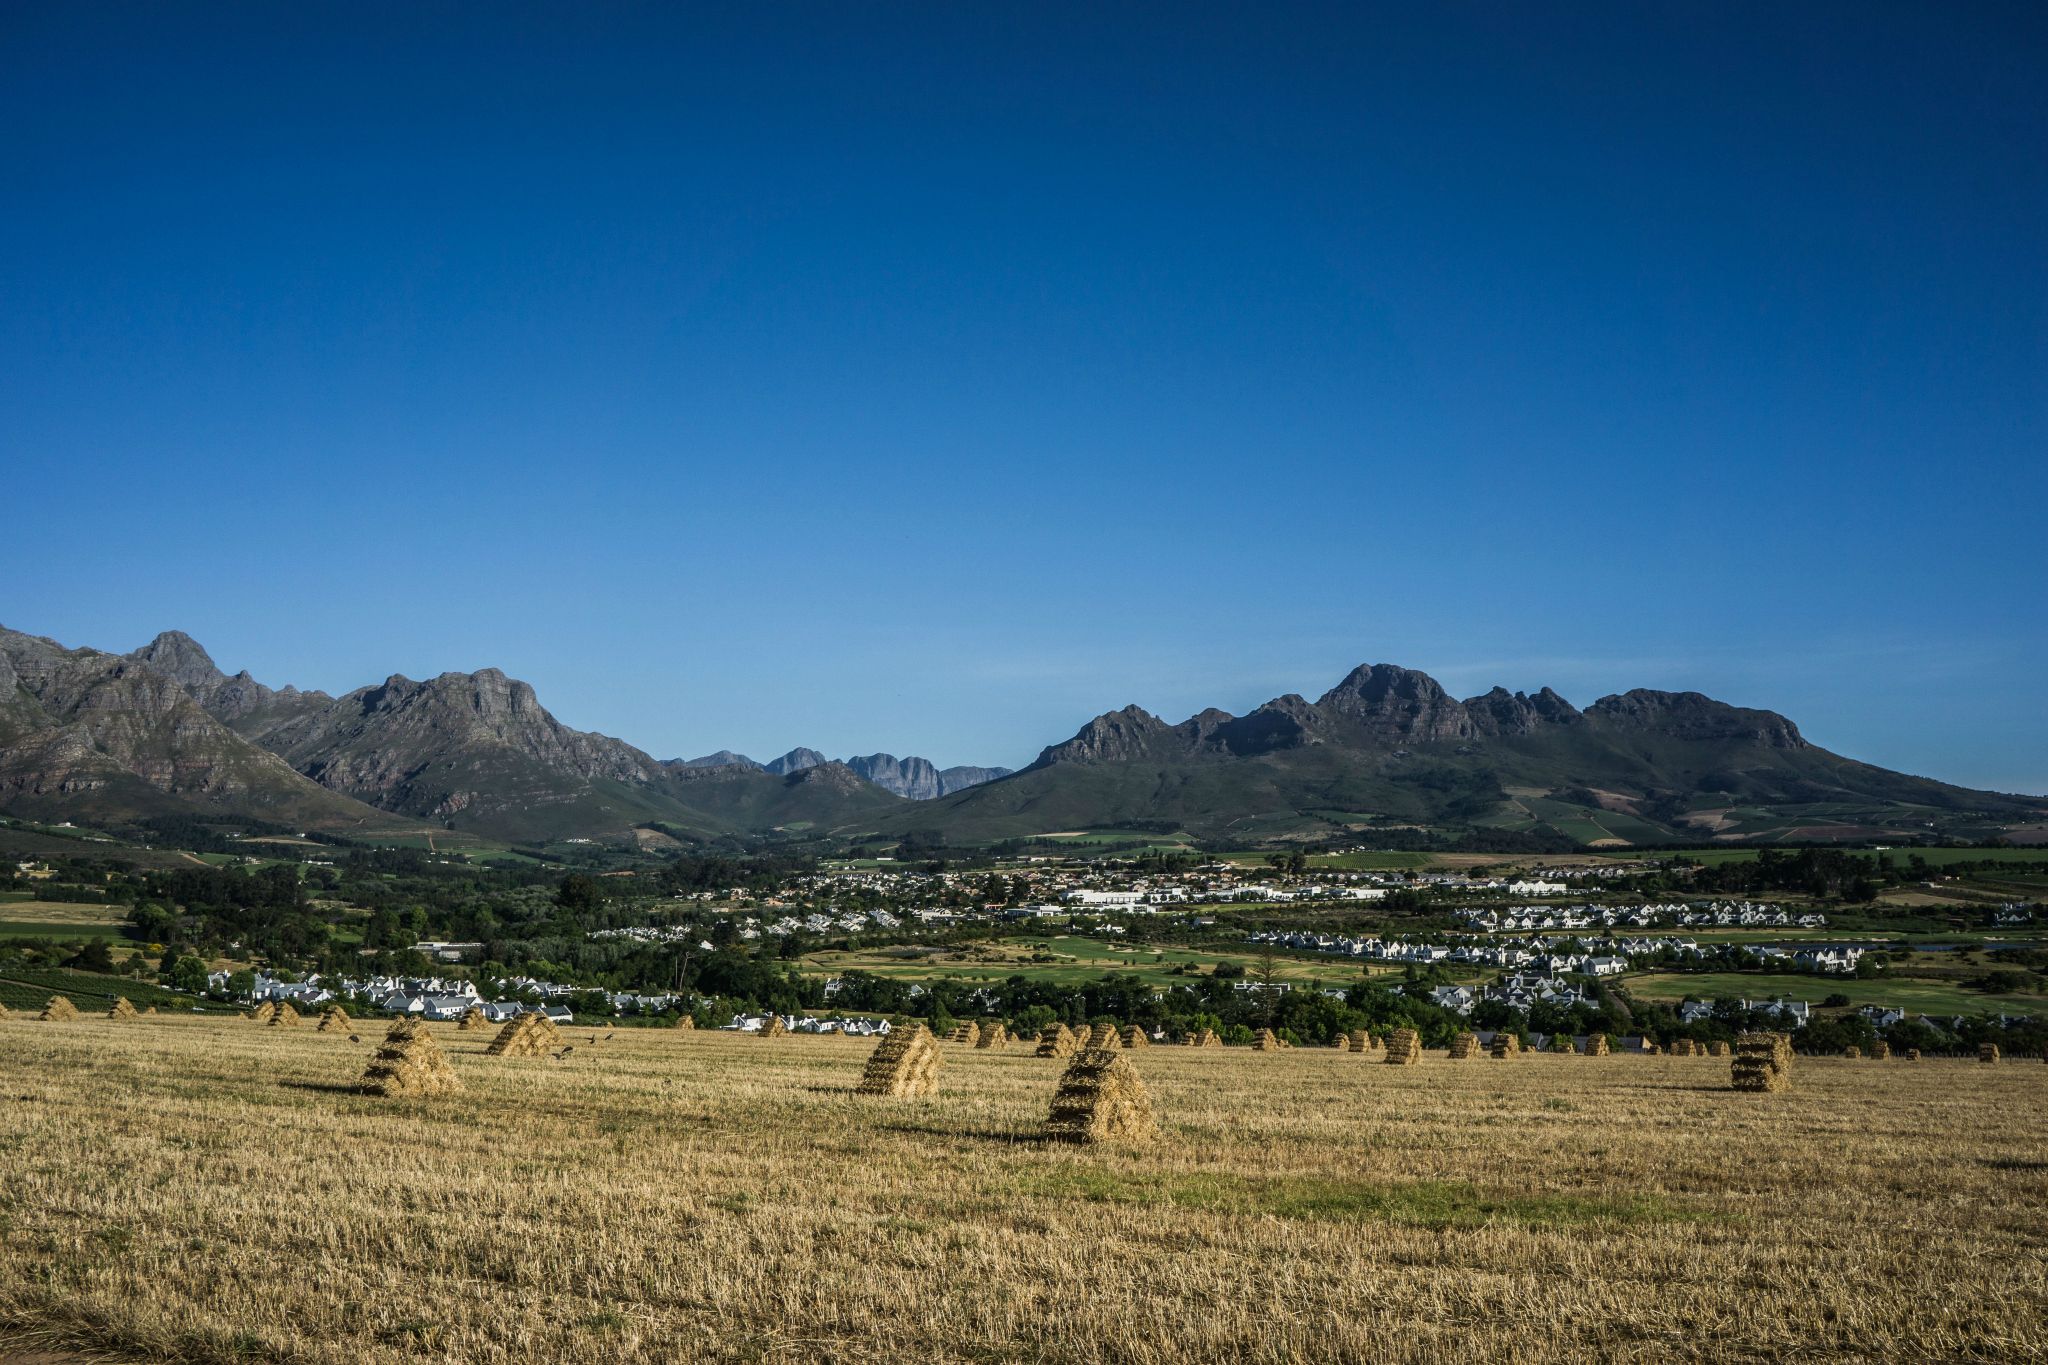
[0,1017,2045,1362]
[1623,970,2048,1018]
[0,896,129,941]
[799,936,1373,989]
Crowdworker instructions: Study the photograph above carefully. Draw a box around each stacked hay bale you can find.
[1121,1025,1150,1049]
[1446,1031,1479,1060]
[945,1023,971,1043]
[1979,1043,2000,1064]
[38,995,78,1022]
[672,1013,696,1031]
[1708,1040,1730,1057]
[1489,1032,1521,1060]
[1870,1040,1891,1060]
[1731,1032,1793,1092]
[1044,1048,1158,1146]
[270,1002,301,1027]
[1548,1033,1576,1054]
[316,1005,353,1034]
[0,1003,12,1021]
[974,1023,1008,1050]
[360,1019,462,1098]
[1085,1022,1121,1050]
[457,1006,487,1032]
[143,1006,158,1016]
[1906,1048,1922,1061]
[1035,1024,1079,1058]
[1584,1034,1610,1057]
[1669,1038,1697,1057]
[249,1001,278,1024]
[107,996,140,1022]
[1191,1027,1221,1049]
[856,1023,941,1097]
[1383,1028,1421,1065]
[485,1012,559,1058]
[1346,1030,1371,1053]
[1843,1045,1862,1059]
[760,1014,787,1039]
[1252,1028,1280,1052]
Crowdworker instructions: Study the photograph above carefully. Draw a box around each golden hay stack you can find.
[38,995,79,1022]
[759,1014,787,1039]
[855,1023,941,1097]
[1708,1040,1730,1057]
[142,1006,158,1016]
[1035,1024,1079,1058]
[1085,1022,1121,1050]
[1871,1040,1891,1060]
[359,1019,462,1098]
[1383,1028,1421,1065]
[107,996,139,1022]
[1669,1038,1697,1057]
[1346,1029,1371,1053]
[484,1012,559,1058]
[1489,1032,1521,1060]
[269,1002,301,1027]
[0,1003,12,1021]
[1044,1048,1158,1146]
[1252,1028,1280,1052]
[1732,1031,1794,1093]
[456,1006,487,1032]
[672,1013,695,1030]
[1584,1034,1610,1057]
[975,1022,1009,1049]
[1843,1045,1862,1059]
[1446,1031,1479,1060]
[1906,1048,1922,1061]
[316,1005,352,1033]
[1122,1025,1151,1049]
[248,1001,278,1025]
[1979,1043,2000,1064]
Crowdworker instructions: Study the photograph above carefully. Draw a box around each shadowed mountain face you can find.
[898,664,2042,846]
[0,627,390,829]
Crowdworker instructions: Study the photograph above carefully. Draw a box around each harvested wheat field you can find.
[0,1016,2044,1364]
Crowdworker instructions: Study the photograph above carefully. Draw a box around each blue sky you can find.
[4,3,2043,791]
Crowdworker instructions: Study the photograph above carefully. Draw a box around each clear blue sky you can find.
[4,3,2043,791]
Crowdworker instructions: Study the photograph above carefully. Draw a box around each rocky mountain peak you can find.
[1315,663,1473,742]
[1586,689,1807,749]
[1032,705,1169,768]
[763,747,828,776]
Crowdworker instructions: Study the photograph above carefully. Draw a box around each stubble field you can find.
[1,1016,2044,1364]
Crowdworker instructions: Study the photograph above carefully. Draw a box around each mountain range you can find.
[2,625,2039,849]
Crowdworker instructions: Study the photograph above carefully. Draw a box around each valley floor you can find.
[1,1019,2044,1363]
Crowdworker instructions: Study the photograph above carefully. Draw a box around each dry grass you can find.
[0,1017,2044,1363]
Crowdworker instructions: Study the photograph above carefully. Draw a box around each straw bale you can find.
[1035,1023,1079,1058]
[360,1019,462,1098]
[1045,1048,1158,1146]
[856,1023,941,1097]
[1731,1031,1793,1092]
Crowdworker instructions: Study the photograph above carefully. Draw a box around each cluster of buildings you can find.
[1454,901,1826,933]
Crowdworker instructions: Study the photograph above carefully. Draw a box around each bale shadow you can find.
[878,1121,1043,1147]
[278,1080,363,1096]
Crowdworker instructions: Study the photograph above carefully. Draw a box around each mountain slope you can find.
[0,627,397,830]
[886,665,2043,845]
